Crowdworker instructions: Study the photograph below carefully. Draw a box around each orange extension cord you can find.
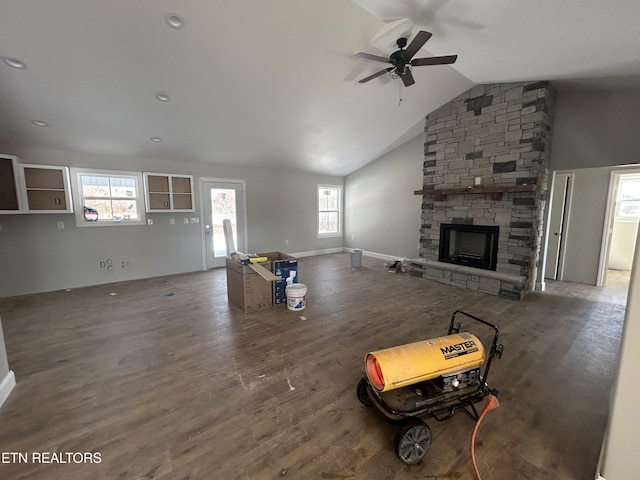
[471,393,500,480]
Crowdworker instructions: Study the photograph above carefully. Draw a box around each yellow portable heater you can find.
[356,310,503,466]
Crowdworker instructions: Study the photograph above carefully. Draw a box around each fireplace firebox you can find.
[439,224,499,271]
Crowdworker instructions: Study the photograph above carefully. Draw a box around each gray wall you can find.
[344,134,423,259]
[551,89,640,170]
[0,147,343,297]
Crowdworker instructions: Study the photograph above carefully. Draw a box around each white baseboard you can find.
[344,248,404,263]
[596,476,606,480]
[361,250,399,262]
[290,247,344,258]
[291,247,403,263]
[0,370,16,408]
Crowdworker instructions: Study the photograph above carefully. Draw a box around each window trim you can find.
[70,167,146,227]
[317,184,342,238]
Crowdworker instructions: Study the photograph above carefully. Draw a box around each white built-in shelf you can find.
[144,172,194,212]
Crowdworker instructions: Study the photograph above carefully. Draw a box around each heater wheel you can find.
[356,377,373,407]
[393,419,432,465]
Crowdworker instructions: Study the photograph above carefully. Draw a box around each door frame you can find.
[199,177,248,270]
[597,168,640,286]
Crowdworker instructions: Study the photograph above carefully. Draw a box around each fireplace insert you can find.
[439,224,499,271]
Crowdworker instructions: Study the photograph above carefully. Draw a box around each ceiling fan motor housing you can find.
[390,49,409,75]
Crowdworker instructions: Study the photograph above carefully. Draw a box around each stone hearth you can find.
[411,81,556,299]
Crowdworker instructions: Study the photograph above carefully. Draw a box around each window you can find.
[70,168,145,227]
[317,184,342,237]
[616,175,640,222]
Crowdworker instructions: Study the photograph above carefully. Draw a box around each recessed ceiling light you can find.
[155,92,170,102]
[2,56,27,69]
[164,13,185,29]
[150,137,163,142]
[31,120,49,127]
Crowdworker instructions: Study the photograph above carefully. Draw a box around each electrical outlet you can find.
[474,176,483,186]
[170,218,175,225]
[57,221,64,229]
[285,239,289,245]
[100,261,106,268]
[147,219,154,225]
[183,218,189,224]
[351,235,355,240]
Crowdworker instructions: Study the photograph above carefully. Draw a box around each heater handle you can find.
[449,309,500,355]
[449,309,500,340]
[449,310,502,389]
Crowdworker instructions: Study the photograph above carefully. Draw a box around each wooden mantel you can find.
[413,184,536,201]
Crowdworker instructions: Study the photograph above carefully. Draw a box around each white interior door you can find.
[545,173,573,280]
[202,180,246,269]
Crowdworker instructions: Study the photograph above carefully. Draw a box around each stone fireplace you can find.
[411,81,556,299]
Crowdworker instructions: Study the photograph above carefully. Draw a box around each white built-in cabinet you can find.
[0,154,73,214]
[143,172,194,212]
[19,164,73,213]
[0,155,23,212]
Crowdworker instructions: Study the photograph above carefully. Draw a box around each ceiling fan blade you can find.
[411,54,458,66]
[402,30,433,60]
[401,70,415,87]
[355,52,390,63]
[358,67,394,83]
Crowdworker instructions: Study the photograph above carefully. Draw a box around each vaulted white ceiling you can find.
[1,1,639,176]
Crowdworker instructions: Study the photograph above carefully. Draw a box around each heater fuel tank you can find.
[365,332,485,392]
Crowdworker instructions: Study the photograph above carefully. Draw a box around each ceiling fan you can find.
[355,30,457,87]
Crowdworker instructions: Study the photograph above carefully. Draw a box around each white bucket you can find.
[286,283,307,311]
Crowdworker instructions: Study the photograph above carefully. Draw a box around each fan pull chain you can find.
[398,80,403,106]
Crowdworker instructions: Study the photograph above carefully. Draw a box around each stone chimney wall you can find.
[411,81,556,299]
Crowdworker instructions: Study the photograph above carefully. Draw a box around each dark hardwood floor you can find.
[0,254,628,479]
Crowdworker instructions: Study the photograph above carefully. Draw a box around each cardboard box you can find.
[226,258,273,313]
[257,251,298,305]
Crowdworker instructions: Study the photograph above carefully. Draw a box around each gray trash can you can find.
[350,249,363,267]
